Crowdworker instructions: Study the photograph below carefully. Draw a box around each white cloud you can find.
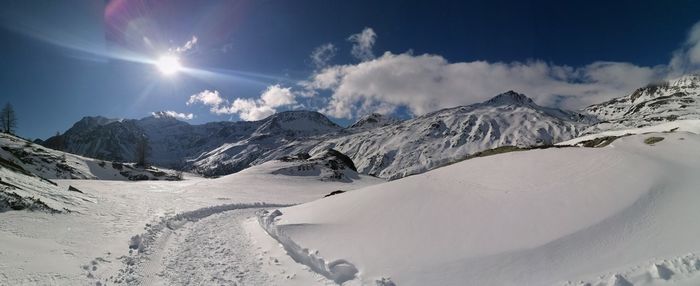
[669,22,700,76]
[348,27,376,61]
[173,35,198,54]
[228,98,276,121]
[305,52,664,119]
[152,110,194,120]
[187,90,226,113]
[260,85,297,107]
[297,21,700,120]
[310,43,337,69]
[186,85,299,121]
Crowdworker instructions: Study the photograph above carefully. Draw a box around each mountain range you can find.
[38,74,700,179]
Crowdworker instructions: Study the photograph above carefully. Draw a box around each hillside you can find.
[260,127,700,285]
[584,74,700,134]
[1,133,181,181]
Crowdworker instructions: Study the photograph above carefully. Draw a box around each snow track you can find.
[156,209,271,285]
[97,203,299,285]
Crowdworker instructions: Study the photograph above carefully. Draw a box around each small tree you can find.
[0,103,17,134]
[134,136,149,167]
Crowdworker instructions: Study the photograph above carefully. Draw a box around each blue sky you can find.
[1,0,700,139]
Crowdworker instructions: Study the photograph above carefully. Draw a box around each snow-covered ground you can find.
[4,120,700,286]
[0,160,382,285]
[262,130,700,285]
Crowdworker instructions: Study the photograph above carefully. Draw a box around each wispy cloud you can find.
[172,35,198,54]
[310,43,337,69]
[348,27,376,61]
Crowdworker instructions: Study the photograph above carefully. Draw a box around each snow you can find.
[0,133,183,181]
[0,160,382,285]
[262,130,700,285]
[48,92,591,180]
[2,78,700,285]
[584,74,700,133]
[302,91,590,179]
[559,119,700,146]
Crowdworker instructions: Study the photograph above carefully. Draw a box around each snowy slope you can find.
[1,133,182,181]
[261,130,700,285]
[0,156,90,213]
[584,74,700,133]
[559,119,700,146]
[304,91,592,179]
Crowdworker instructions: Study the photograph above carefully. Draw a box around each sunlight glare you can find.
[156,55,182,75]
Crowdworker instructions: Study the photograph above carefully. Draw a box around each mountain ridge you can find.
[38,76,700,179]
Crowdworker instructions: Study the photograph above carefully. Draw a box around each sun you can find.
[155,55,182,75]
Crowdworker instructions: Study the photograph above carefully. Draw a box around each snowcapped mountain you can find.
[43,111,343,177]
[584,74,700,133]
[347,113,401,130]
[186,111,343,176]
[303,91,592,179]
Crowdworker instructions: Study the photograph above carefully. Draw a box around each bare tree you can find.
[0,103,17,134]
[135,136,149,167]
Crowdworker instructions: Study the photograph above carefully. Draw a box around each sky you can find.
[1,0,700,139]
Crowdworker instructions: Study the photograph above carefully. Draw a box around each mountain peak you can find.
[254,110,342,135]
[349,113,400,129]
[484,91,535,106]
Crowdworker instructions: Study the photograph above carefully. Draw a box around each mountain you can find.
[188,111,343,176]
[43,111,343,177]
[42,92,593,179]
[301,91,592,179]
[584,74,700,133]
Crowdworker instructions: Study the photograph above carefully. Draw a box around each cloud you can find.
[310,43,337,69]
[173,35,198,54]
[260,85,297,107]
[186,85,299,121]
[304,52,664,119]
[228,98,276,121]
[299,22,700,119]
[187,90,226,113]
[348,27,376,61]
[669,21,700,76]
[152,110,194,120]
